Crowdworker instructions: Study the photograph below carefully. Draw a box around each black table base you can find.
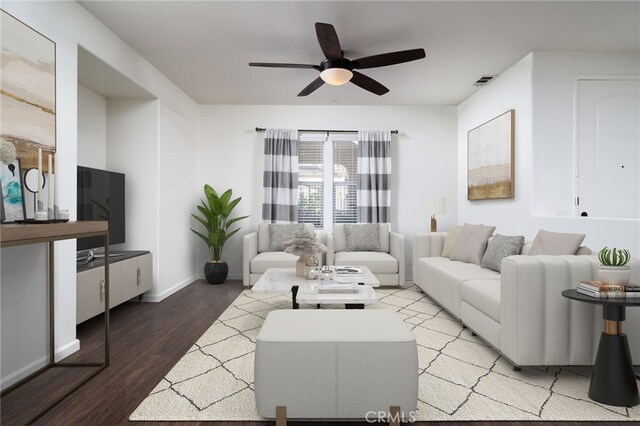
[589,333,640,406]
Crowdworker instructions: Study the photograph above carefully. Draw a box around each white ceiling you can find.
[79,1,640,106]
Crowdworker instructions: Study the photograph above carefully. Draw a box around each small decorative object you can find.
[467,110,515,200]
[34,210,48,221]
[191,185,248,284]
[282,229,327,277]
[0,158,26,222]
[598,247,631,284]
[319,265,335,281]
[422,197,446,232]
[57,209,69,220]
[304,257,320,279]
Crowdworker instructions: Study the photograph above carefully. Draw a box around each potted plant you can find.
[597,247,631,284]
[191,185,248,284]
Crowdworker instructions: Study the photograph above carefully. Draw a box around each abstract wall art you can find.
[467,110,515,200]
[1,9,56,171]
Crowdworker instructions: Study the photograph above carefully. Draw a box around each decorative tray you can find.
[14,219,69,224]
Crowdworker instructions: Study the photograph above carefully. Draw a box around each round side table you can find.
[562,289,640,407]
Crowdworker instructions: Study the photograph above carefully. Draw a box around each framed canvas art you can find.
[467,110,515,200]
[1,9,56,171]
[1,158,26,221]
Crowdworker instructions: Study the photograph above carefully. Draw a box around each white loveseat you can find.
[243,223,320,286]
[413,232,640,367]
[327,223,405,287]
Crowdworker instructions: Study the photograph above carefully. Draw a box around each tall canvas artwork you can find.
[1,10,56,171]
[467,110,514,200]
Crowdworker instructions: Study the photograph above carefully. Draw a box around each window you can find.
[297,134,358,228]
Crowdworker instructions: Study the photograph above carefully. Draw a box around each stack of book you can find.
[577,280,640,298]
[318,283,360,294]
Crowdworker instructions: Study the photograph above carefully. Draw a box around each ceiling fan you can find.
[249,22,426,97]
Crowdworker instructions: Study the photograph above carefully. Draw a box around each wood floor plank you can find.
[0,279,605,426]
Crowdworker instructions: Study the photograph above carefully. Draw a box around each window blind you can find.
[333,140,358,224]
[297,140,324,227]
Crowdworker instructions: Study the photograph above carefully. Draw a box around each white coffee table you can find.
[251,267,380,309]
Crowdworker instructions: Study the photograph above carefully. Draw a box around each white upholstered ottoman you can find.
[254,310,418,419]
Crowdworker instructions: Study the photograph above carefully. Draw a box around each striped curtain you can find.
[357,130,391,223]
[262,129,299,223]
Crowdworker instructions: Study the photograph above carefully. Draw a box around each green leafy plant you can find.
[598,247,630,267]
[191,185,248,262]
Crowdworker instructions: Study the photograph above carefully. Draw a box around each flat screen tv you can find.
[77,166,125,252]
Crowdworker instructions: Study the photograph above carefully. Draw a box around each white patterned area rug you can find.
[130,285,640,421]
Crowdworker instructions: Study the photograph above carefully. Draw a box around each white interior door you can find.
[577,79,640,218]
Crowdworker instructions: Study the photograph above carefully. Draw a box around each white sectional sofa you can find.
[413,232,640,367]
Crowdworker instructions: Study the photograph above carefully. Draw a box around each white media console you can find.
[76,251,152,324]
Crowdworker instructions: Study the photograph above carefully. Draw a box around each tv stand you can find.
[76,250,152,324]
[78,250,125,264]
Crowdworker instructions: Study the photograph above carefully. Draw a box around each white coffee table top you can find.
[251,266,380,294]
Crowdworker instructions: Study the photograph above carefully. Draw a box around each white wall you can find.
[457,54,534,233]
[197,105,458,280]
[77,84,107,169]
[458,52,640,256]
[1,0,199,388]
[106,98,160,283]
[156,102,199,300]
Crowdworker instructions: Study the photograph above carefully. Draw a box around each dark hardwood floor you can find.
[0,279,622,426]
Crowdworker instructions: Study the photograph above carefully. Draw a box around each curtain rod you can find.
[255,127,398,135]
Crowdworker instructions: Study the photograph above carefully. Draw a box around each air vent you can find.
[473,75,496,87]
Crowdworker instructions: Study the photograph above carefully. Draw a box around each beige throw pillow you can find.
[528,229,586,255]
[450,223,496,264]
[441,225,462,258]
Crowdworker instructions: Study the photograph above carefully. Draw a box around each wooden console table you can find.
[0,221,110,424]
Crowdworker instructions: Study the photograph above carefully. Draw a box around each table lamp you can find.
[422,197,446,232]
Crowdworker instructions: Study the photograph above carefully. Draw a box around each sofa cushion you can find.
[344,224,383,252]
[481,234,525,272]
[450,223,496,264]
[442,225,462,258]
[251,251,299,273]
[333,223,390,253]
[268,224,304,251]
[334,251,398,274]
[528,229,586,255]
[461,279,501,323]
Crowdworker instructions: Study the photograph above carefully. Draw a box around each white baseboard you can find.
[1,339,80,390]
[143,275,197,302]
[55,339,81,362]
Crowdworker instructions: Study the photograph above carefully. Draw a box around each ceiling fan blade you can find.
[315,22,343,60]
[352,48,426,69]
[298,77,325,96]
[350,71,389,96]
[249,62,321,70]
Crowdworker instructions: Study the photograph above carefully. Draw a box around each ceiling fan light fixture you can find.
[320,67,353,85]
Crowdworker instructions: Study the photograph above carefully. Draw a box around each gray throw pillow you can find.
[344,224,382,252]
[450,223,496,264]
[441,225,462,258]
[528,229,586,255]
[481,234,525,272]
[268,224,304,251]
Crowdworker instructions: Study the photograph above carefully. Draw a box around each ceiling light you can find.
[320,68,353,86]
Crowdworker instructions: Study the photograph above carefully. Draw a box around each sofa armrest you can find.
[412,232,446,283]
[390,232,406,285]
[326,233,335,266]
[315,231,326,267]
[243,232,258,286]
[500,255,640,366]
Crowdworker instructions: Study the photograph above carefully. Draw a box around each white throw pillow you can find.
[450,223,496,265]
[528,229,586,255]
[441,225,462,258]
